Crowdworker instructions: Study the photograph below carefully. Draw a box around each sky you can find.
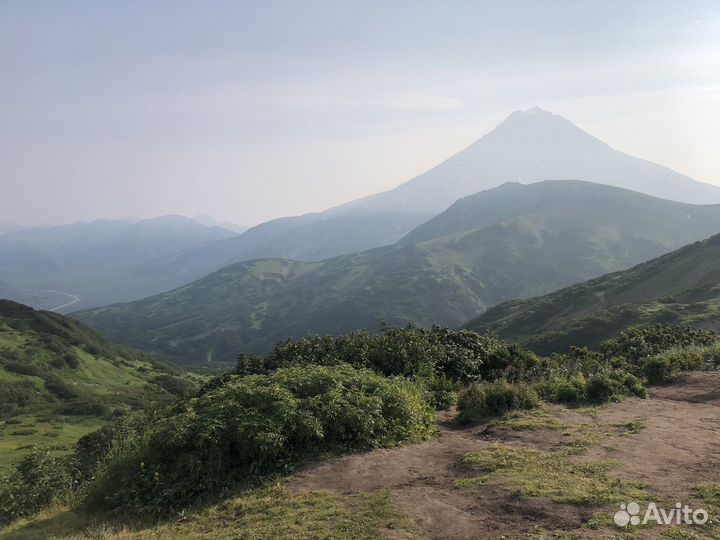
[2,0,720,227]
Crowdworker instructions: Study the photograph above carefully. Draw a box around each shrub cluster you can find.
[43,374,81,400]
[601,325,719,362]
[151,374,199,397]
[84,363,435,513]
[537,370,646,404]
[640,342,720,383]
[0,451,80,526]
[234,324,539,409]
[6,323,716,526]
[457,381,539,424]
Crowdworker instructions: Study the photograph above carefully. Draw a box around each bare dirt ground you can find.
[289,372,720,539]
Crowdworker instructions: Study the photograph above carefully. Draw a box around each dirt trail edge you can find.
[289,372,720,539]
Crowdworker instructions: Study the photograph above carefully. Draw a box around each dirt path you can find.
[289,372,720,539]
[581,373,720,496]
[292,411,497,538]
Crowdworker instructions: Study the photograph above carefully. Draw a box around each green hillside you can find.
[465,233,720,353]
[74,181,720,368]
[0,300,198,470]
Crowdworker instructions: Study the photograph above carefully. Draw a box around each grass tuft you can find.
[457,444,645,505]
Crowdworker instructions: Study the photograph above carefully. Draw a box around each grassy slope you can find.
[0,484,412,540]
[0,300,198,470]
[465,233,720,353]
[74,181,720,368]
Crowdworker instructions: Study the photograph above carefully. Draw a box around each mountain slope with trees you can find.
[465,233,720,353]
[0,300,197,469]
[74,181,720,367]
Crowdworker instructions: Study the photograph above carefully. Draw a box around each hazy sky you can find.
[2,0,720,227]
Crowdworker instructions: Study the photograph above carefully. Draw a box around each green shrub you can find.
[0,380,38,408]
[699,342,720,370]
[0,451,79,526]
[602,325,718,362]
[585,374,615,403]
[0,403,19,419]
[554,380,584,402]
[536,369,646,405]
[84,363,435,513]
[74,414,148,477]
[2,359,43,377]
[50,351,80,370]
[538,376,587,404]
[63,351,80,369]
[481,344,541,381]
[234,351,267,375]
[425,374,460,410]
[43,375,80,400]
[641,356,672,384]
[641,345,707,383]
[457,381,539,424]
[585,371,646,403]
[237,324,542,386]
[619,372,647,398]
[58,398,111,417]
[151,374,198,397]
[428,326,505,382]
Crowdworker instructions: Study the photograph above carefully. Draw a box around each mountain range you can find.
[0,215,236,310]
[465,232,720,354]
[73,180,720,367]
[336,106,720,214]
[101,107,720,297]
[5,108,720,314]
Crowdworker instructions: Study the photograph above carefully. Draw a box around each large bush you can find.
[457,381,539,424]
[250,325,447,378]
[536,375,587,403]
[601,325,718,362]
[0,451,79,526]
[585,371,646,403]
[43,374,80,400]
[537,369,646,404]
[640,344,716,383]
[236,323,537,385]
[84,363,435,513]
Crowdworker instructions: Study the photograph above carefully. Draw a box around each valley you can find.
[73,180,720,368]
[38,290,80,312]
[467,232,720,354]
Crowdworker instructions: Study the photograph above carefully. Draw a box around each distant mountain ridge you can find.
[0,215,236,310]
[465,233,720,353]
[6,108,720,311]
[0,221,26,237]
[131,107,720,291]
[74,180,720,367]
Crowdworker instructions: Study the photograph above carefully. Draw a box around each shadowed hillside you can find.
[74,181,720,367]
[466,233,720,353]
